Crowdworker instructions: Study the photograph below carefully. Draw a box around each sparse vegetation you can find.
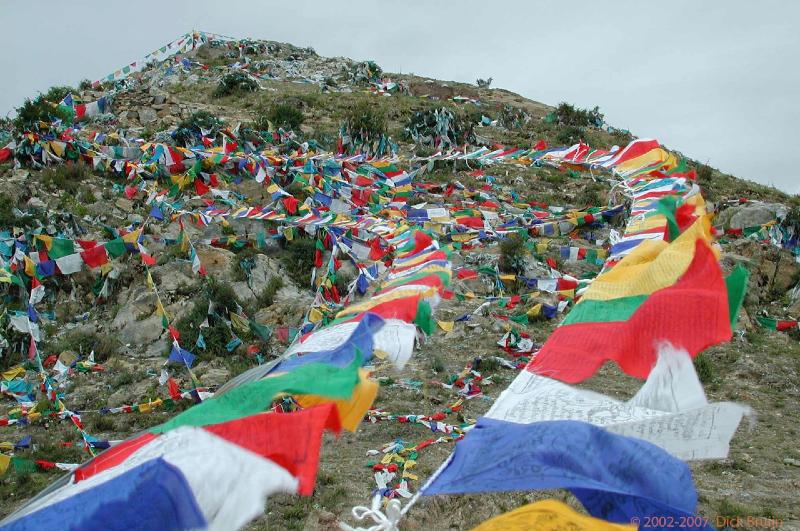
[214,71,258,97]
[280,238,317,288]
[13,86,75,130]
[253,276,284,310]
[41,161,91,194]
[256,102,304,131]
[51,330,119,363]
[556,125,585,145]
[693,352,715,384]
[175,110,222,145]
[697,163,713,183]
[499,233,528,275]
[552,102,604,128]
[343,99,387,140]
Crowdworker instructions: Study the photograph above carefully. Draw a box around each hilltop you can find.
[0,32,799,529]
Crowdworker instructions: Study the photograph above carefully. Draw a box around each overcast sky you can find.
[2,0,798,192]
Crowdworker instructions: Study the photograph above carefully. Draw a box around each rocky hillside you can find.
[1,32,799,529]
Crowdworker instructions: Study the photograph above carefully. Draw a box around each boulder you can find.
[196,246,236,280]
[115,198,134,213]
[138,108,158,124]
[719,203,787,230]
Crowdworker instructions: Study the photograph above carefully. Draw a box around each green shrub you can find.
[575,184,605,207]
[41,161,91,194]
[253,276,284,310]
[556,125,585,145]
[214,72,258,98]
[52,330,118,363]
[254,102,304,131]
[280,238,317,287]
[499,233,528,275]
[553,102,604,127]
[13,86,76,130]
[694,352,715,384]
[78,79,93,90]
[0,193,15,227]
[333,271,354,294]
[344,100,387,140]
[174,278,249,360]
[428,354,446,374]
[175,111,222,145]
[697,163,713,183]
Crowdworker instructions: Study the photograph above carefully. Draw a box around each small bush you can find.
[52,330,118,363]
[90,415,116,433]
[254,102,304,132]
[174,278,249,360]
[280,238,317,288]
[344,100,387,140]
[13,86,75,130]
[429,354,446,374]
[254,276,284,309]
[556,125,584,145]
[0,193,15,227]
[41,161,91,194]
[499,233,528,275]
[476,77,493,88]
[575,184,605,207]
[214,71,258,98]
[697,163,713,183]
[334,271,354,294]
[553,102,604,127]
[175,110,222,145]
[694,353,715,384]
[78,79,93,90]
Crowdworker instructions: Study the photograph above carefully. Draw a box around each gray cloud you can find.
[1,0,798,192]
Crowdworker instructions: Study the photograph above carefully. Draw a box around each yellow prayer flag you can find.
[2,366,26,381]
[0,454,10,475]
[35,235,53,250]
[24,256,35,277]
[582,216,716,302]
[230,313,251,334]
[527,303,542,317]
[437,320,455,332]
[308,308,323,324]
[472,499,636,531]
[295,369,378,432]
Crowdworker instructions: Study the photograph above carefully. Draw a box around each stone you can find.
[718,203,788,230]
[198,366,230,387]
[26,197,46,209]
[138,108,158,124]
[115,198,134,212]
[784,458,800,467]
[196,246,236,280]
[58,350,78,366]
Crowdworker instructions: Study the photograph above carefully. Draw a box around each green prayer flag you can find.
[150,356,361,433]
[49,238,75,259]
[725,265,749,329]
[104,238,126,259]
[509,313,529,325]
[413,299,435,335]
[249,320,272,342]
